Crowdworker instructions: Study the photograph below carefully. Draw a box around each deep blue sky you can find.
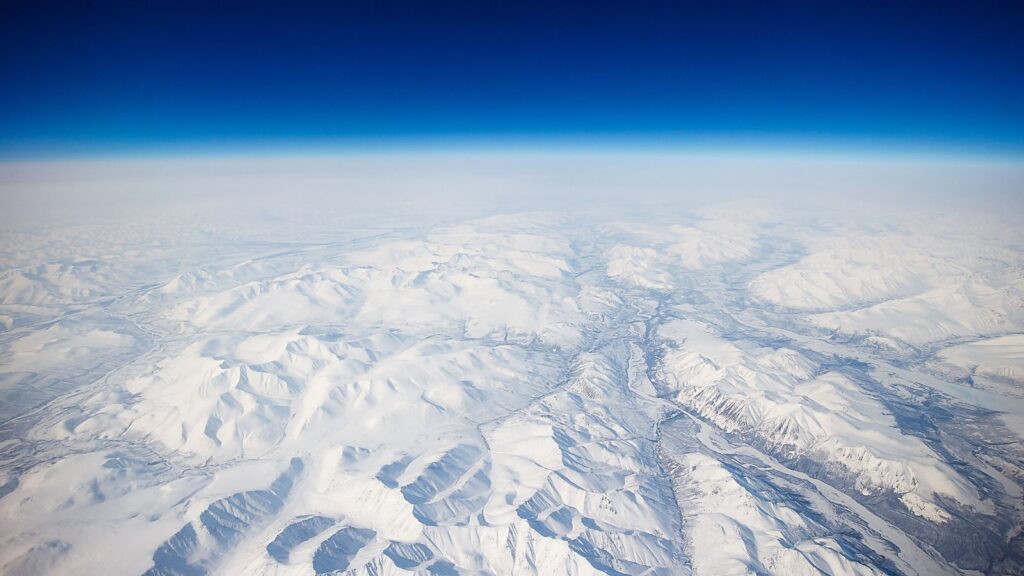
[2,0,1023,156]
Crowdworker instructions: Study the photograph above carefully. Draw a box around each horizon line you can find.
[2,133,1024,165]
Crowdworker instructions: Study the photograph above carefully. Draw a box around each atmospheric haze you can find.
[0,150,1023,575]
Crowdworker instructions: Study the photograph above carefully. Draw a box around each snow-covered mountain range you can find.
[0,154,1022,575]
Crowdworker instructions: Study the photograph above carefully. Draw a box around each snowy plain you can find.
[0,151,1022,575]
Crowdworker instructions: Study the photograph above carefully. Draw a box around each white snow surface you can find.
[1,153,1023,576]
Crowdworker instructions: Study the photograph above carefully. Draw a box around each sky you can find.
[1,0,1023,157]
